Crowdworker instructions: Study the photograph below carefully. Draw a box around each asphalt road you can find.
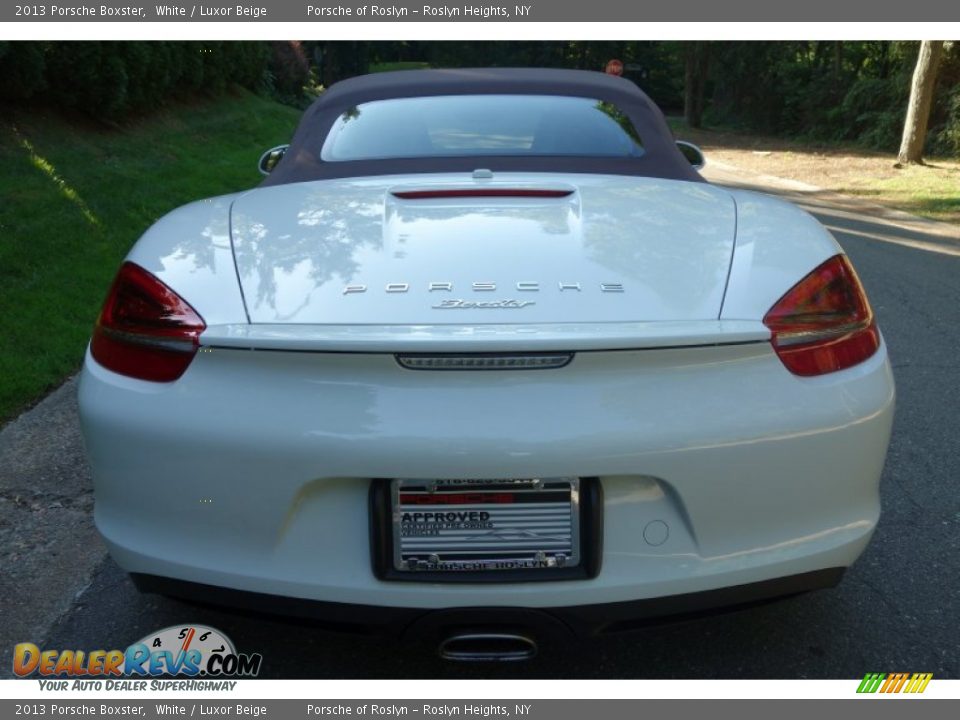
[2,169,959,679]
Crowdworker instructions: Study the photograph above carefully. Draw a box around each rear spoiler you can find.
[199,321,770,353]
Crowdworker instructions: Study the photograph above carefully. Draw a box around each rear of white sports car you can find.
[78,70,894,654]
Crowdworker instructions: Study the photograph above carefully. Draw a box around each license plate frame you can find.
[369,477,603,583]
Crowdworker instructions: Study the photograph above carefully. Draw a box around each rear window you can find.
[319,94,645,161]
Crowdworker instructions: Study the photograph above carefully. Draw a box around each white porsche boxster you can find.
[79,68,894,660]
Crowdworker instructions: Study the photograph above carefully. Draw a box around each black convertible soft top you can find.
[260,67,702,187]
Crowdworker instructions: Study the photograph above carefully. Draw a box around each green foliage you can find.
[700,41,958,156]
[834,76,908,148]
[7,40,954,157]
[706,42,795,132]
[930,85,960,156]
[0,41,275,120]
[0,41,47,100]
[302,40,370,89]
[0,90,301,421]
[929,47,960,156]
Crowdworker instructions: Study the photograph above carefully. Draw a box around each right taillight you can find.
[90,262,206,382]
[763,254,880,377]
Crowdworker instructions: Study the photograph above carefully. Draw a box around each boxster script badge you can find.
[432,299,534,309]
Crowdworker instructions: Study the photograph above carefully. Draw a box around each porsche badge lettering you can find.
[342,281,626,309]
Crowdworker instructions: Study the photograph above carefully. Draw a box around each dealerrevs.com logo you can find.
[13,625,262,685]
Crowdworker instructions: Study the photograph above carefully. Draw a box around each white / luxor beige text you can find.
[153,4,267,17]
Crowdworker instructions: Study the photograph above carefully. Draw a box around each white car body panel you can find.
[80,337,893,608]
[122,178,846,344]
[125,194,248,326]
[721,189,840,320]
[79,170,895,614]
[229,174,737,325]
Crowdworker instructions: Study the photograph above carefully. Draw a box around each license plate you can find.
[390,478,581,573]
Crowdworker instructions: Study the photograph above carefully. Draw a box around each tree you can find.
[896,41,945,166]
[684,42,710,128]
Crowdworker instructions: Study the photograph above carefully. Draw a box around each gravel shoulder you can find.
[684,126,960,225]
[701,162,959,243]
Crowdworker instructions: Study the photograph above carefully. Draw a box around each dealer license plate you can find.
[391,478,581,573]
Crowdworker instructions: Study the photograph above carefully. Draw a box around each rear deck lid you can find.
[230,173,736,325]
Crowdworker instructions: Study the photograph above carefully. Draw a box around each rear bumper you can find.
[131,567,845,638]
[79,338,894,611]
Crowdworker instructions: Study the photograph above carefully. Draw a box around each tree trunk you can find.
[897,41,945,166]
[684,42,709,129]
[694,43,710,125]
[833,41,843,85]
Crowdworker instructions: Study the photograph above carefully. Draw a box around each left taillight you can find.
[90,262,206,382]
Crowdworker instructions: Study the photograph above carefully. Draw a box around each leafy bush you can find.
[930,85,960,156]
[928,43,960,157]
[832,75,909,149]
[43,42,130,118]
[0,41,274,121]
[0,41,47,100]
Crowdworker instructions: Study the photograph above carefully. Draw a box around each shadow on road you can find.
[34,556,925,680]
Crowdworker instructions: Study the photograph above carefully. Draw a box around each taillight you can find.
[763,254,880,377]
[90,262,206,382]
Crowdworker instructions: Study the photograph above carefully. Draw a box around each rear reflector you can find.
[763,254,880,376]
[391,188,573,200]
[90,262,206,382]
[396,354,573,370]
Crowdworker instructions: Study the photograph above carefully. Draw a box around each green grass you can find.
[840,165,960,221]
[0,89,301,422]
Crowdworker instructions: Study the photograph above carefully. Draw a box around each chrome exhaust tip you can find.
[439,633,538,662]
